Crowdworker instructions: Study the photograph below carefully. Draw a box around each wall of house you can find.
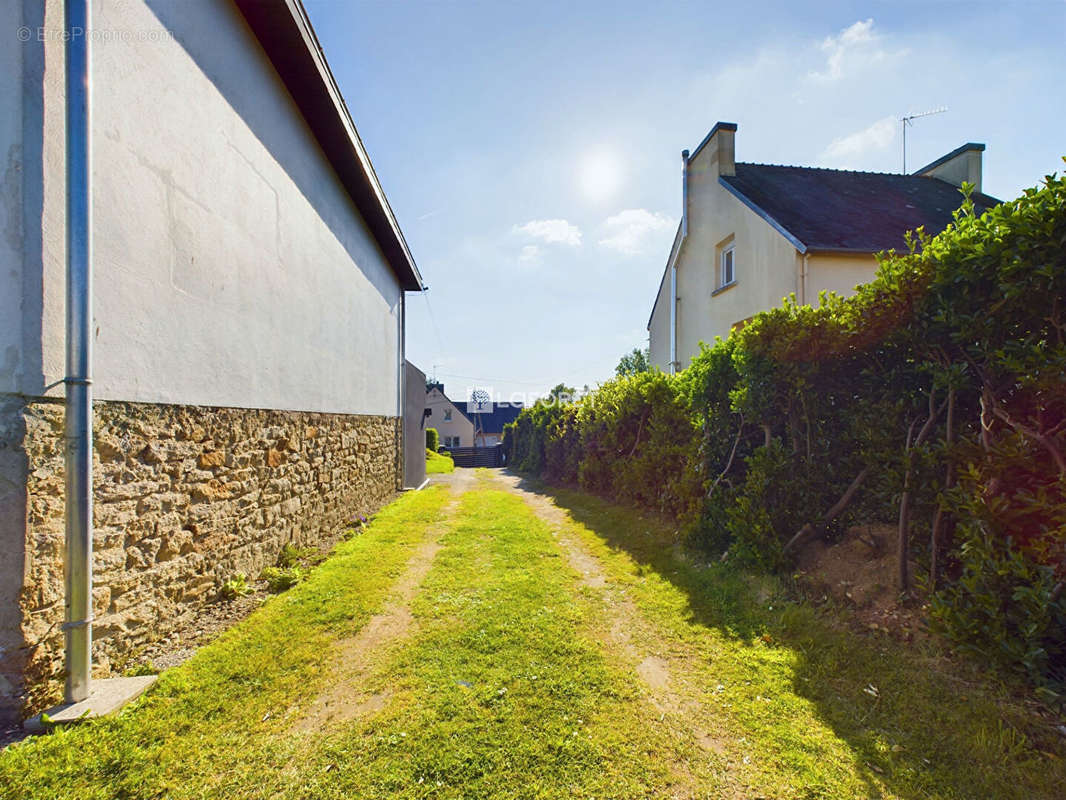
[805,252,879,302]
[426,387,474,447]
[11,0,403,415]
[648,272,672,371]
[672,145,803,367]
[8,399,398,717]
[0,0,410,719]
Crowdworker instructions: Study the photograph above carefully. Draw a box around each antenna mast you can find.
[900,106,947,172]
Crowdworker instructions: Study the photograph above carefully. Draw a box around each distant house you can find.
[648,122,1000,372]
[424,383,523,448]
[470,402,524,447]
[426,383,474,448]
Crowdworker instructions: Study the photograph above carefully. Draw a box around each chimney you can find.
[914,143,984,193]
[691,121,737,177]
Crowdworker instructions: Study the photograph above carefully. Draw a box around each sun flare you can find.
[578,150,622,203]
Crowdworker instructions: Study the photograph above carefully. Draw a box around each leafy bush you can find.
[426,427,439,451]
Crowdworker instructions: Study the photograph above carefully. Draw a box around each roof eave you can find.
[233,0,424,292]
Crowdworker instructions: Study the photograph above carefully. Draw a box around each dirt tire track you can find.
[293,482,467,733]
[487,469,738,798]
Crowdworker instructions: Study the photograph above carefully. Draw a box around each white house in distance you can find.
[648,122,999,372]
[425,383,475,448]
[0,0,425,720]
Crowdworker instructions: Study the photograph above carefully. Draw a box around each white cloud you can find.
[518,244,540,264]
[598,209,676,256]
[513,218,582,247]
[810,19,889,81]
[821,116,897,167]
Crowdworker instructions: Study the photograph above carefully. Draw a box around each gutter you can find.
[63,0,94,705]
[669,149,690,374]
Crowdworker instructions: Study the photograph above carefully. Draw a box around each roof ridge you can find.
[736,161,920,179]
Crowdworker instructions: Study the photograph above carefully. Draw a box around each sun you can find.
[578,150,622,203]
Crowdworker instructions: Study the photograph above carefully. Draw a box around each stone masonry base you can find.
[0,396,400,721]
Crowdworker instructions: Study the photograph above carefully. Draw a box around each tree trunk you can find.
[929,386,956,589]
[898,391,941,595]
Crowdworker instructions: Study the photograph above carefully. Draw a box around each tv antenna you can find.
[900,107,947,173]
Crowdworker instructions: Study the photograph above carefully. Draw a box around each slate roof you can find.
[472,403,524,434]
[720,164,1000,253]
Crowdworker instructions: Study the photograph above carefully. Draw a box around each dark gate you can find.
[445,445,503,468]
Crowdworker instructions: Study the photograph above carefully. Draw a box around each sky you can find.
[304,0,1066,404]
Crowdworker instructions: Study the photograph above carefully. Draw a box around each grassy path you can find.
[1,469,1064,798]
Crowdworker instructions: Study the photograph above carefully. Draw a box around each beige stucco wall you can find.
[648,273,672,370]
[426,388,474,447]
[805,252,879,303]
[672,143,803,368]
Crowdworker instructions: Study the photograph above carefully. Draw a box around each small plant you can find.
[278,543,323,569]
[219,572,252,600]
[124,661,158,678]
[261,566,302,593]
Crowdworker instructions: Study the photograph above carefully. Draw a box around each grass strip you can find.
[547,484,1066,800]
[289,486,682,799]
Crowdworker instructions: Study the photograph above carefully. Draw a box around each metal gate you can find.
[445,445,503,468]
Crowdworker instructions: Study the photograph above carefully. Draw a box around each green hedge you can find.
[425,427,439,452]
[504,170,1066,695]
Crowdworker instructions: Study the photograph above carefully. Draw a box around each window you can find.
[720,245,735,287]
[444,409,452,421]
[712,235,737,296]
[445,435,461,447]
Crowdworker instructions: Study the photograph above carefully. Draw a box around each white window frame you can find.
[720,244,736,288]
[444,409,452,421]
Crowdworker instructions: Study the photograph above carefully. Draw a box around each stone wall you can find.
[1,397,400,719]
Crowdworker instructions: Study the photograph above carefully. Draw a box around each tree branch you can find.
[783,466,871,555]
[708,415,744,495]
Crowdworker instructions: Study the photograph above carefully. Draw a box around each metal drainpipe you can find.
[801,253,810,307]
[670,149,689,375]
[63,0,94,704]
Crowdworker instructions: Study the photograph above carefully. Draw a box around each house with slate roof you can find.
[471,402,524,448]
[648,122,999,372]
[426,383,475,448]
[424,383,523,448]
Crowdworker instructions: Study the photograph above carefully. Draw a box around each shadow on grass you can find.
[509,471,1066,800]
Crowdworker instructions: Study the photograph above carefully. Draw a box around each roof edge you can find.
[646,221,684,330]
[912,142,986,177]
[690,121,738,162]
[233,0,424,291]
[718,176,808,254]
